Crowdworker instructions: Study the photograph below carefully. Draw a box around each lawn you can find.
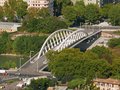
[0,55,29,69]
[113,30,120,35]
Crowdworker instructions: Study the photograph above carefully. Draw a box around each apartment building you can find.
[26,0,53,15]
[26,0,53,9]
[93,78,120,90]
[83,0,114,6]
[0,0,7,6]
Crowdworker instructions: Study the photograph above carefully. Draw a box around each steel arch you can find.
[37,29,73,59]
[37,28,89,59]
[54,29,88,51]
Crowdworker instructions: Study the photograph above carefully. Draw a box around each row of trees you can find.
[0,0,120,26]
[46,46,120,89]
[0,32,47,55]
[22,16,67,33]
[61,1,120,26]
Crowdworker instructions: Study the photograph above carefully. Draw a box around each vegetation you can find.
[61,1,120,26]
[108,38,120,48]
[0,32,48,55]
[0,55,28,69]
[0,0,119,27]
[46,46,120,89]
[3,0,28,22]
[13,35,47,55]
[24,78,55,90]
[23,16,67,33]
[0,32,13,54]
[108,4,120,25]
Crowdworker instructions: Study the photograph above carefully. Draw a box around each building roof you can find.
[0,22,21,29]
[93,78,120,85]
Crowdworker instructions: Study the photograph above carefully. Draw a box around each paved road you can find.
[7,55,52,78]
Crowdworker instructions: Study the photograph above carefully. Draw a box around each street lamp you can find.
[19,58,24,71]
[37,59,39,72]
[30,51,34,63]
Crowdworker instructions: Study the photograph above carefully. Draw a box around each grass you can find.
[113,30,120,35]
[5,79,19,84]
[0,55,29,69]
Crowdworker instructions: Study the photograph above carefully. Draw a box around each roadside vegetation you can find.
[46,45,120,89]
[24,78,55,90]
[0,32,47,55]
[0,55,28,69]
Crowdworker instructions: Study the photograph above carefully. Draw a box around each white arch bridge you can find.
[17,28,101,74]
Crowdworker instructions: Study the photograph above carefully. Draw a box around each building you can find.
[26,0,52,9]
[0,22,21,33]
[83,0,114,7]
[72,0,116,7]
[26,0,54,15]
[93,78,120,90]
[0,0,7,6]
[83,0,100,6]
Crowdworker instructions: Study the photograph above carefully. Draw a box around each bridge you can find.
[7,28,101,78]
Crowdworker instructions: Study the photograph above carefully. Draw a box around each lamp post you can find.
[19,58,24,71]
[30,51,34,63]
[37,59,39,72]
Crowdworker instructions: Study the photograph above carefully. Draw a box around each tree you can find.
[62,6,77,25]
[37,8,51,18]
[0,6,4,20]
[24,17,67,33]
[91,46,113,64]
[46,48,111,83]
[3,0,28,22]
[112,58,120,79]
[27,8,40,19]
[25,78,55,90]
[0,32,12,54]
[13,35,47,55]
[107,38,120,48]
[100,4,113,19]
[54,0,73,16]
[108,4,120,25]
[74,1,85,17]
[85,4,100,23]
[3,1,15,21]
[68,78,86,89]
[16,0,28,19]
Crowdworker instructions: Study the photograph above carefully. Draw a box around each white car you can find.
[16,82,24,88]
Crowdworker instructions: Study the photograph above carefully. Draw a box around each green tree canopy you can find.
[62,6,77,25]
[24,78,55,90]
[0,6,4,20]
[91,46,113,64]
[13,35,47,55]
[46,48,111,83]
[108,4,120,25]
[24,17,67,33]
[3,0,28,21]
[85,4,100,23]
[108,38,120,48]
